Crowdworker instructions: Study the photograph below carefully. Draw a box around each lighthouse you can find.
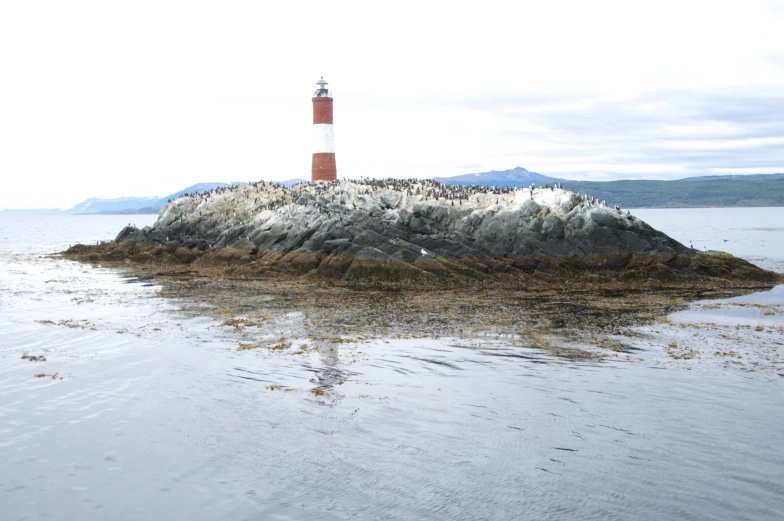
[311,77,337,182]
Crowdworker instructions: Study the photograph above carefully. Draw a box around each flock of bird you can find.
[169,178,572,205]
[165,178,633,218]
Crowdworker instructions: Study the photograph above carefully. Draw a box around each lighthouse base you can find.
[312,153,337,182]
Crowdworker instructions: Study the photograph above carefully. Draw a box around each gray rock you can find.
[118,179,691,258]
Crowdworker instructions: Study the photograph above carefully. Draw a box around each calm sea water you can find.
[632,207,784,273]
[1,211,783,521]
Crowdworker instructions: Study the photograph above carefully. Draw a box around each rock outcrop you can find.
[116,179,689,255]
[66,179,781,287]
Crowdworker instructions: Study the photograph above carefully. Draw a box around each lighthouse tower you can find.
[311,77,337,182]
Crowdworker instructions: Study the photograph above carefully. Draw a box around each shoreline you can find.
[62,242,784,292]
[56,242,784,374]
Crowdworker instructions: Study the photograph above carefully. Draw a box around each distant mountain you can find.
[281,178,308,188]
[560,173,784,208]
[160,182,242,203]
[3,171,783,215]
[0,182,243,216]
[0,180,314,216]
[66,196,163,215]
[63,183,243,215]
[433,168,784,208]
[433,166,561,187]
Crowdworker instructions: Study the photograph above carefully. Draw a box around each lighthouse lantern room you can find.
[311,76,337,181]
[314,77,329,97]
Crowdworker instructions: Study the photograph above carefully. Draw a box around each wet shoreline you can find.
[63,240,783,290]
[51,253,783,378]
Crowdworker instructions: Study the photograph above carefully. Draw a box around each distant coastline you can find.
[560,174,784,209]
[3,168,782,215]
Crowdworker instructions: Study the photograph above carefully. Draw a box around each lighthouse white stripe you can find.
[313,124,335,153]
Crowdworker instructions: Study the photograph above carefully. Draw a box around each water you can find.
[1,211,783,520]
[631,207,784,273]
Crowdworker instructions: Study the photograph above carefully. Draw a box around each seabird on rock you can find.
[421,249,427,256]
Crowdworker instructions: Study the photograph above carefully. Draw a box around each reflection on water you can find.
[1,214,784,520]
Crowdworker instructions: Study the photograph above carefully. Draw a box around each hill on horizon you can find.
[560,174,784,208]
[433,166,561,187]
[2,170,783,214]
[0,180,314,216]
[438,168,784,208]
[0,182,244,216]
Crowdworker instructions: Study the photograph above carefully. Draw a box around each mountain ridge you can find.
[432,166,561,187]
[3,170,783,214]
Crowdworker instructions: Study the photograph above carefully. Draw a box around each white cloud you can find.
[1,0,783,209]
[658,137,784,151]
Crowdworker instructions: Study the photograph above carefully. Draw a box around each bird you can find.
[421,248,427,256]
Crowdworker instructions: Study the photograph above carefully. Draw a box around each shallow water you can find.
[631,207,784,273]
[1,212,783,520]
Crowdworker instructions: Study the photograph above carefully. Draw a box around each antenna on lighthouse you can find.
[311,76,337,182]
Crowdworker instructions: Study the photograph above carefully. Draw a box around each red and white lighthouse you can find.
[311,77,337,182]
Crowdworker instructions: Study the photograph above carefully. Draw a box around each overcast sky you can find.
[1,0,783,210]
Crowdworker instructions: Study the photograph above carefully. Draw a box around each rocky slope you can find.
[117,179,689,255]
[66,179,781,286]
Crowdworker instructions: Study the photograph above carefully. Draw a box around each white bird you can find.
[421,248,427,256]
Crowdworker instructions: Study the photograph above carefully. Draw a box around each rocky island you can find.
[64,179,782,290]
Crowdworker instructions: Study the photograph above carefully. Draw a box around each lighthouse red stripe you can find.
[312,98,333,124]
[312,153,337,181]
